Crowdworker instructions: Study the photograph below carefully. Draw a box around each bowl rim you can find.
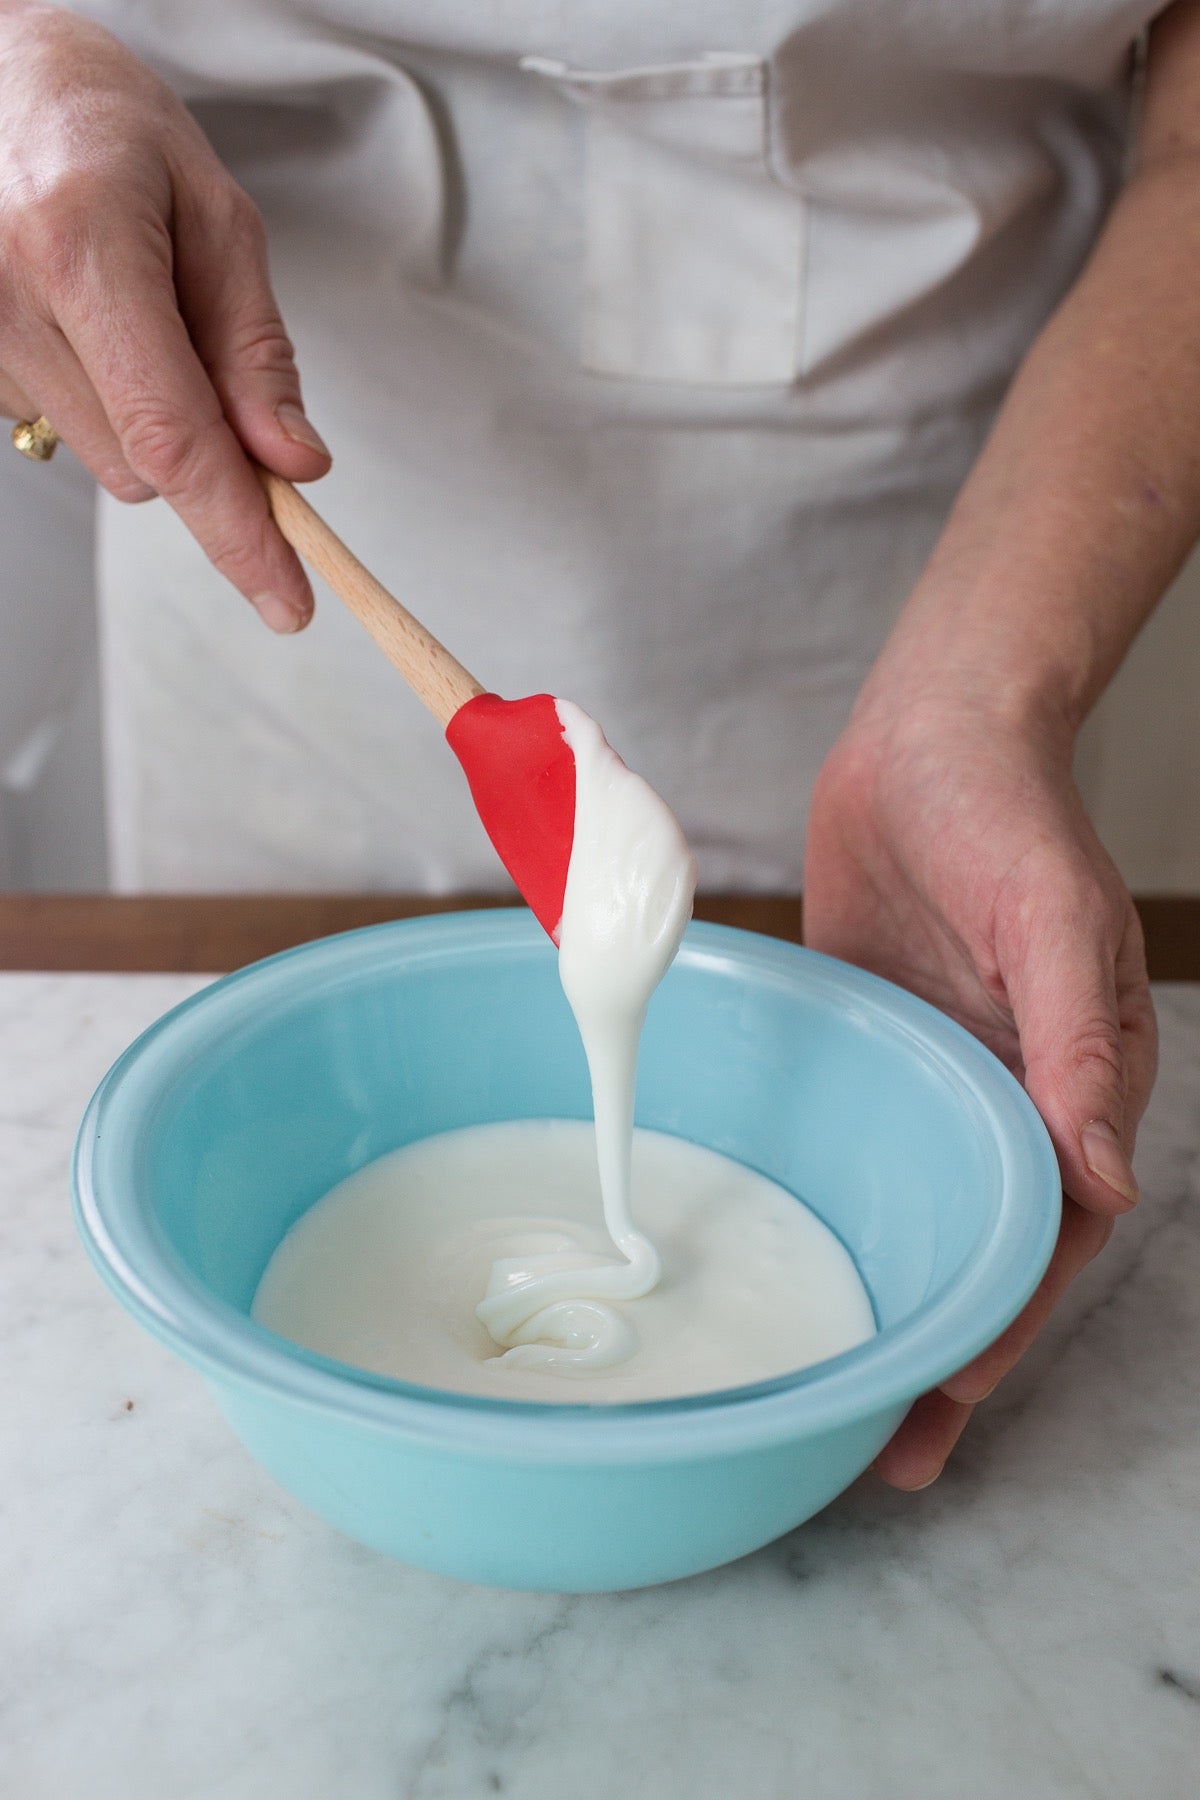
[72,911,1061,1463]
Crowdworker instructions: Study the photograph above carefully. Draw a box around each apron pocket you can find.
[521,53,804,386]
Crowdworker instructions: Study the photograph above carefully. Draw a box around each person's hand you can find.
[0,0,329,631]
[804,691,1158,1490]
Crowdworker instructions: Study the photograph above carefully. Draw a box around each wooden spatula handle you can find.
[260,469,485,729]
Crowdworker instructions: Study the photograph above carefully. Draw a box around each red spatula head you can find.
[446,692,576,942]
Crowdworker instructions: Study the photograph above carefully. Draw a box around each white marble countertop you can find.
[3,973,1199,1800]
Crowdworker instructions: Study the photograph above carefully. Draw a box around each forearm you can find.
[857,1,1200,749]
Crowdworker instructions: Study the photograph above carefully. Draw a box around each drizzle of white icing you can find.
[475,701,697,1373]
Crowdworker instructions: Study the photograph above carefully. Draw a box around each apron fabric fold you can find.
[62,0,1155,890]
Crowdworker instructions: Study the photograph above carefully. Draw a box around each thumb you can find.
[1003,887,1138,1216]
[175,181,332,481]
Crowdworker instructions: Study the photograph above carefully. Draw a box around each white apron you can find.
[70,1,1159,892]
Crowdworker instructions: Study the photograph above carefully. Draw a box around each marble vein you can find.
[2,975,1198,1800]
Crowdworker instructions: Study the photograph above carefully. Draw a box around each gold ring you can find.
[11,415,59,461]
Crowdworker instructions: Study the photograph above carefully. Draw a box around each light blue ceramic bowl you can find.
[72,912,1059,1592]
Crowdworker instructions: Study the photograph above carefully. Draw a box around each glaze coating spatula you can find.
[260,471,576,941]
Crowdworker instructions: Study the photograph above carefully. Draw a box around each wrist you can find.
[849,571,1099,766]
[841,661,1078,802]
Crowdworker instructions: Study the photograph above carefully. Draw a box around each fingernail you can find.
[254,592,305,634]
[276,402,331,459]
[1080,1120,1139,1207]
[908,1470,942,1492]
[871,1459,942,1491]
[940,1377,998,1404]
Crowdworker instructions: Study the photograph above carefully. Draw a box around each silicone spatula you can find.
[260,472,576,940]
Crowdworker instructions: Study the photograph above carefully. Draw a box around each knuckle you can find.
[205,194,296,378]
[1069,884,1117,944]
[118,404,211,493]
[1036,871,1110,945]
[103,470,156,505]
[202,510,275,591]
[1067,1026,1125,1090]
[235,191,269,250]
[1118,903,1152,986]
[228,315,296,378]
[210,179,267,248]
[9,187,95,290]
